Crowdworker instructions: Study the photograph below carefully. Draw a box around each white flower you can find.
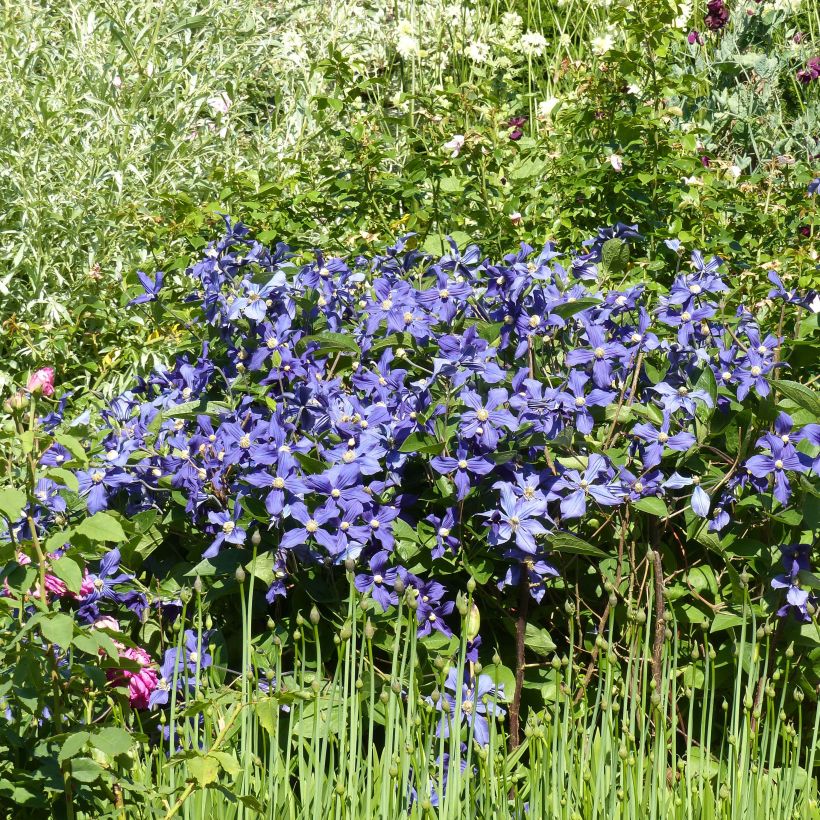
[537,97,560,119]
[467,41,490,63]
[674,1,692,29]
[810,293,820,314]
[682,175,702,186]
[208,92,232,116]
[591,33,615,56]
[443,134,465,157]
[112,74,122,89]
[509,212,523,226]
[500,11,523,32]
[608,153,623,172]
[397,34,421,59]
[727,165,741,181]
[627,83,641,96]
[396,19,415,37]
[521,31,548,57]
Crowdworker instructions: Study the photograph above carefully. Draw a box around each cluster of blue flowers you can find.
[21,220,820,670]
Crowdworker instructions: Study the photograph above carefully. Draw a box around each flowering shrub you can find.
[0,218,818,812]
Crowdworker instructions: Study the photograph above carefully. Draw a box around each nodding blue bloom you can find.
[128,270,165,306]
[566,324,628,389]
[426,509,459,558]
[205,505,247,558]
[77,548,146,623]
[558,370,615,435]
[808,179,820,196]
[549,454,623,520]
[432,668,506,746]
[652,382,712,416]
[631,413,695,468]
[416,272,472,322]
[485,483,550,554]
[458,388,517,449]
[745,438,806,505]
[499,548,559,603]
[414,580,454,638]
[431,445,494,501]
[354,551,400,611]
[772,544,814,622]
[76,466,133,514]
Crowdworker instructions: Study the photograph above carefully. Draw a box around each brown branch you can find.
[509,572,529,749]
[650,523,665,691]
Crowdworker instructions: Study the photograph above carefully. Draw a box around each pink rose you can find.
[26,367,55,397]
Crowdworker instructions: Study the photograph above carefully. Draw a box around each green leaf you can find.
[710,612,744,633]
[256,698,280,735]
[0,487,26,522]
[439,176,463,193]
[40,612,74,647]
[93,727,133,758]
[188,754,220,787]
[525,623,556,655]
[298,332,359,357]
[69,757,103,783]
[58,731,90,764]
[76,512,127,543]
[54,433,87,465]
[210,751,241,778]
[774,380,820,416]
[398,431,445,455]
[485,664,515,700]
[45,467,80,493]
[551,299,601,319]
[546,532,606,558]
[631,497,669,517]
[51,556,83,594]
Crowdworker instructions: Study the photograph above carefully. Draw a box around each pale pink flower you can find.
[26,367,55,397]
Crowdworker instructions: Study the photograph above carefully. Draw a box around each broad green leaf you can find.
[76,512,126,542]
[298,332,359,356]
[631,496,669,517]
[188,754,220,787]
[58,731,90,764]
[54,433,87,465]
[525,623,556,655]
[210,751,241,778]
[710,612,744,633]
[774,380,820,416]
[51,556,83,594]
[551,298,601,319]
[0,487,26,522]
[45,467,80,493]
[40,612,74,647]
[93,727,133,758]
[546,532,606,558]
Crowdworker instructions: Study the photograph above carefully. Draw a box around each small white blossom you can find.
[443,134,465,157]
[608,153,623,172]
[467,41,490,63]
[208,92,232,116]
[591,33,615,56]
[521,31,548,57]
[537,97,560,119]
[397,34,421,59]
[500,11,523,32]
[727,165,742,181]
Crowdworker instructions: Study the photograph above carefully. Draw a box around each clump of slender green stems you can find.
[102,566,820,820]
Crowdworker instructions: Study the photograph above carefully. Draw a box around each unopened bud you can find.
[465,604,481,641]
[235,566,246,584]
[309,606,320,625]
[251,530,262,547]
